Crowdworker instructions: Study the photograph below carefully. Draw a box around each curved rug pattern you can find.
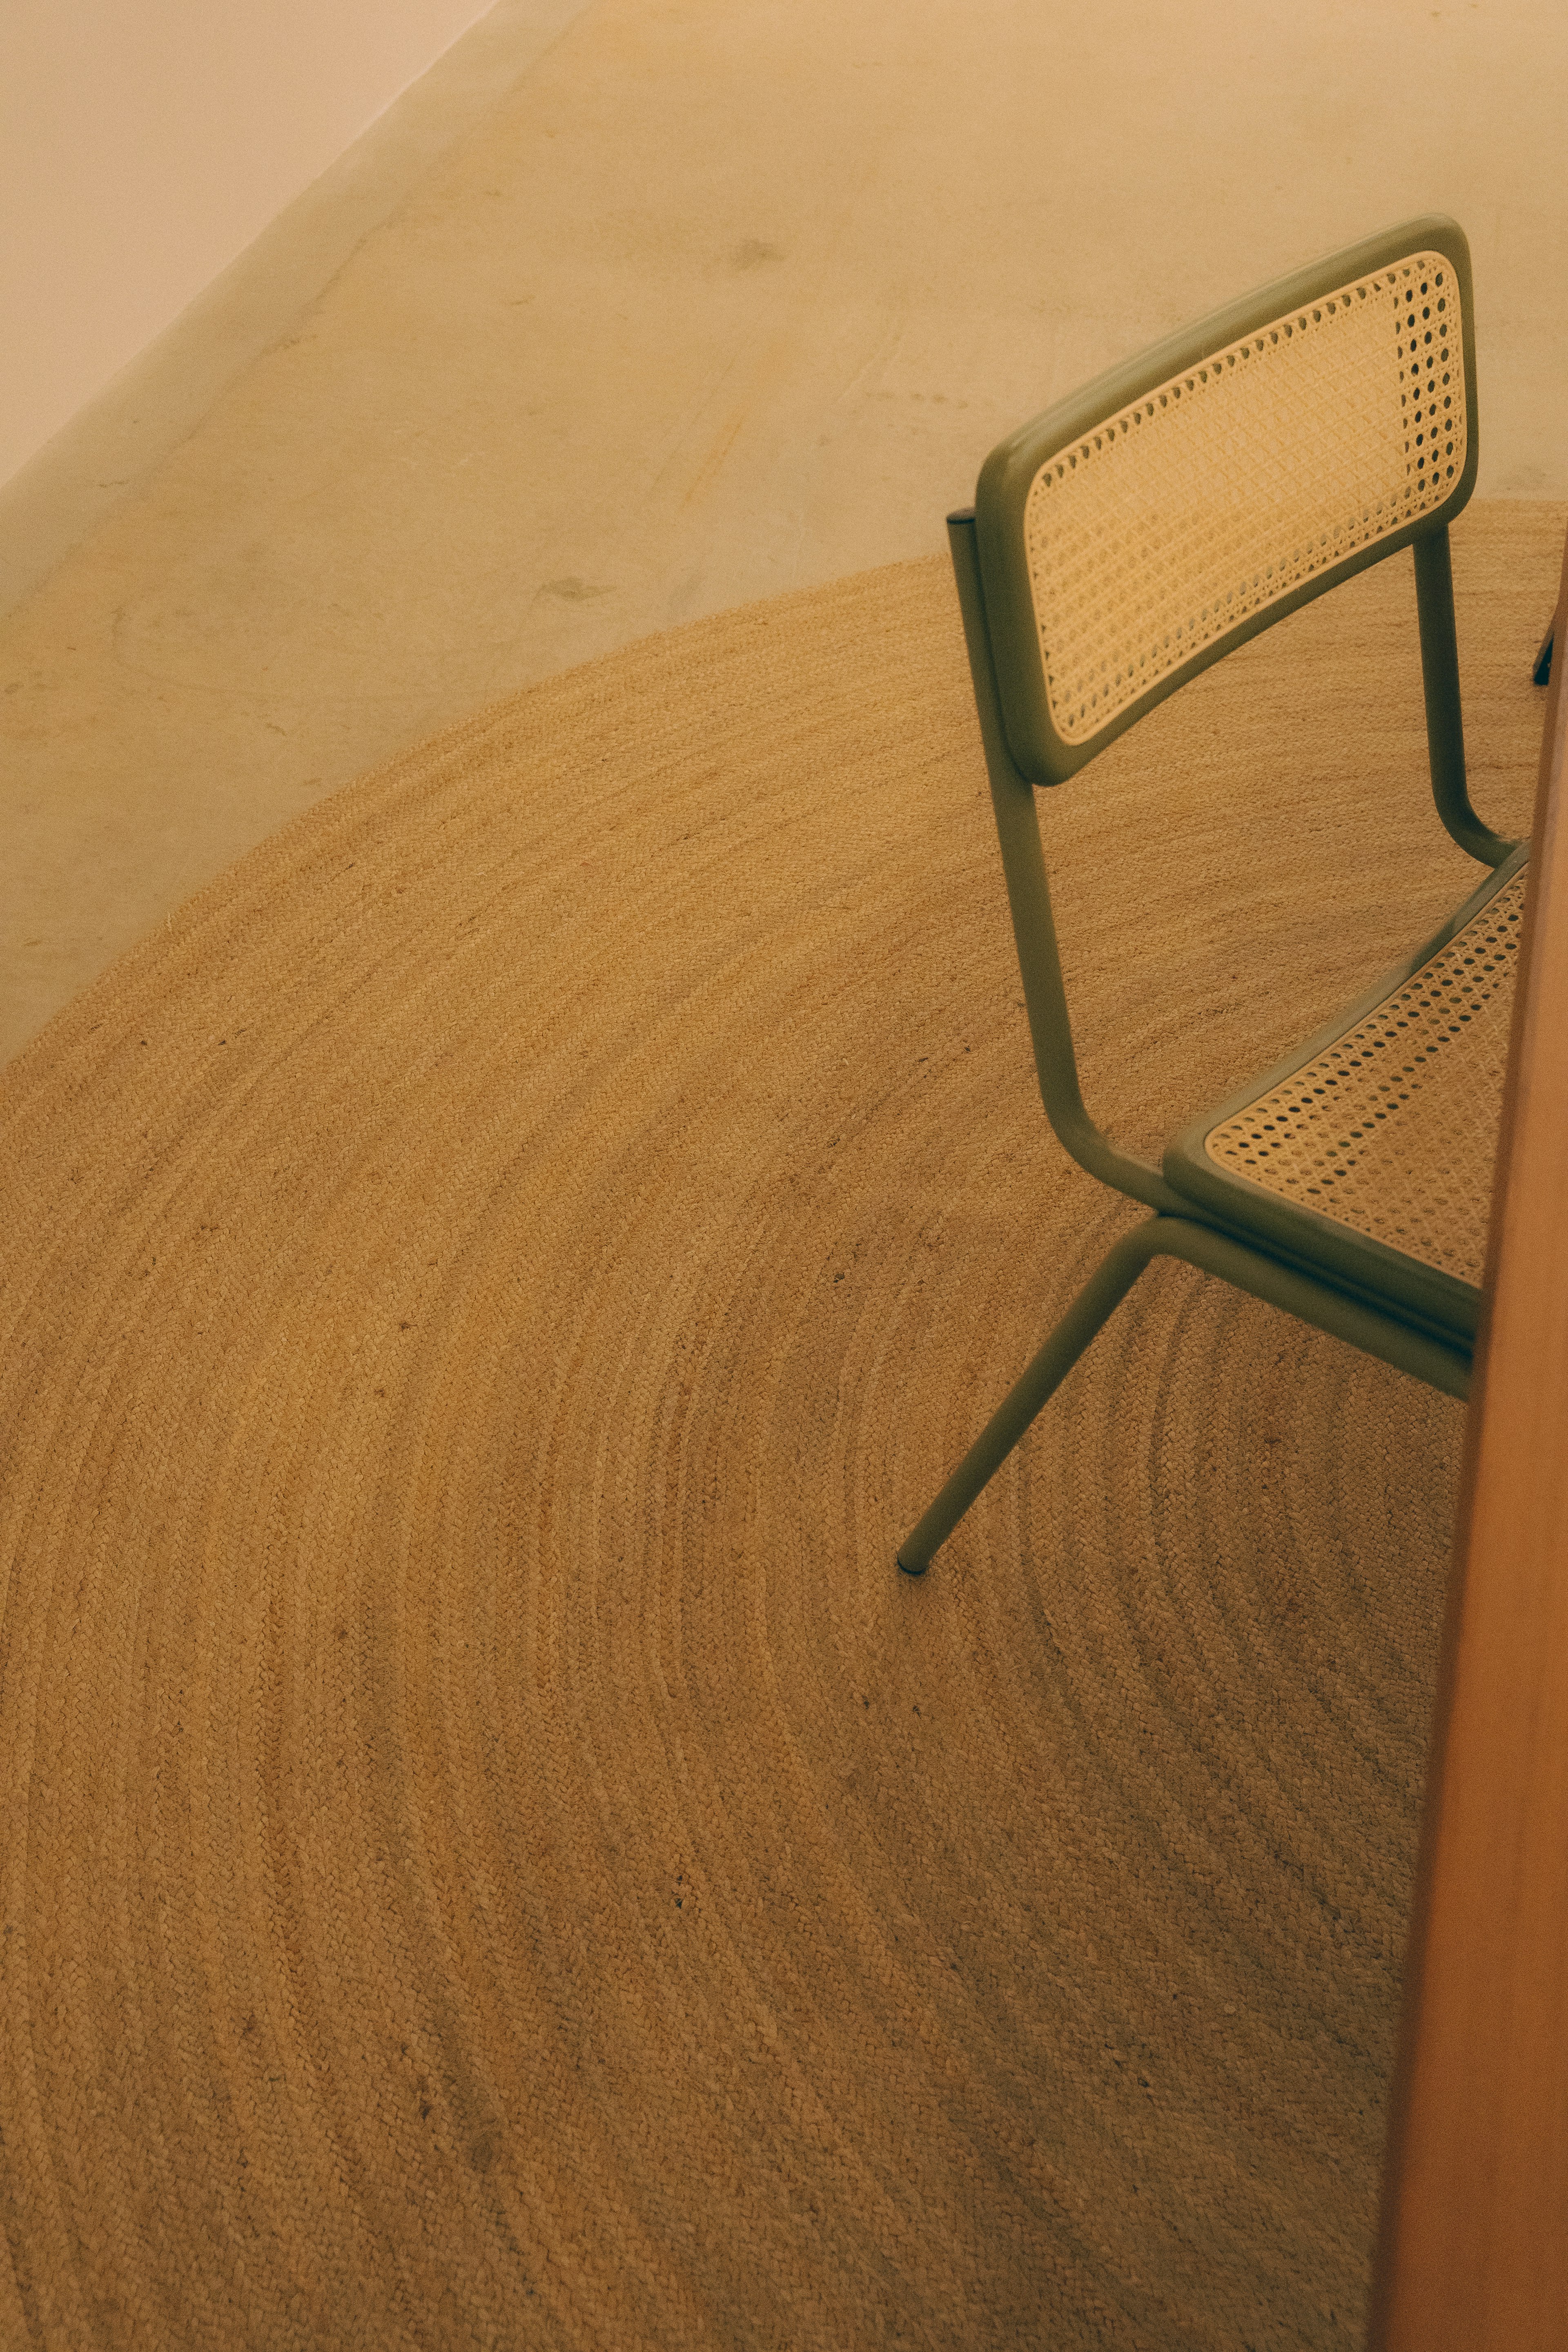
[0,504,1560,2348]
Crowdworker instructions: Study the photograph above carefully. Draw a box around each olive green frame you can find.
[898,217,1517,1577]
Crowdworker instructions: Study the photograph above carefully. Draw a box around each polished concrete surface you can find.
[4,0,1565,1065]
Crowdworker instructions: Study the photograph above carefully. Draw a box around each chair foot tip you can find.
[896,1551,928,1577]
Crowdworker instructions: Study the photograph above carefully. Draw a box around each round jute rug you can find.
[0,503,1560,2350]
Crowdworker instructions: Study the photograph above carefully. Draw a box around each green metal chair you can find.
[898,214,1524,1576]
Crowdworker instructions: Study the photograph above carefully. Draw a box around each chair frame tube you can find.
[897,1212,1470,1575]
[1414,527,1512,867]
[898,511,1486,1574]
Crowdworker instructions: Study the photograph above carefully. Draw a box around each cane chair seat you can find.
[1166,856,1526,1333]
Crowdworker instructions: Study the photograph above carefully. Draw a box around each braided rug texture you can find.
[0,503,1559,2350]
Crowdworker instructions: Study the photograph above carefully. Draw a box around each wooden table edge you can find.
[1369,526,1568,2348]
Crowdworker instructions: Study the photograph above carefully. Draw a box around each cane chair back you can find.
[974,222,1477,787]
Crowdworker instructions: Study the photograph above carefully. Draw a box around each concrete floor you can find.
[4,0,1565,1066]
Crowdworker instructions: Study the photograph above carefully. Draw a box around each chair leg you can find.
[896,1222,1161,1574]
[1534,622,1554,687]
[896,1210,1472,1578]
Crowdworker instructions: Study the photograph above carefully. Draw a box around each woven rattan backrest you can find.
[973,217,1478,785]
[1027,254,1465,742]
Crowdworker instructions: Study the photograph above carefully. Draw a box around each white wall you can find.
[0,0,495,490]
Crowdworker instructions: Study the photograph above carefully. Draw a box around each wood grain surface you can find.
[1371,532,1568,2347]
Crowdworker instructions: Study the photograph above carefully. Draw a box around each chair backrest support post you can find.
[947,511,1185,1217]
[1413,525,1515,867]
